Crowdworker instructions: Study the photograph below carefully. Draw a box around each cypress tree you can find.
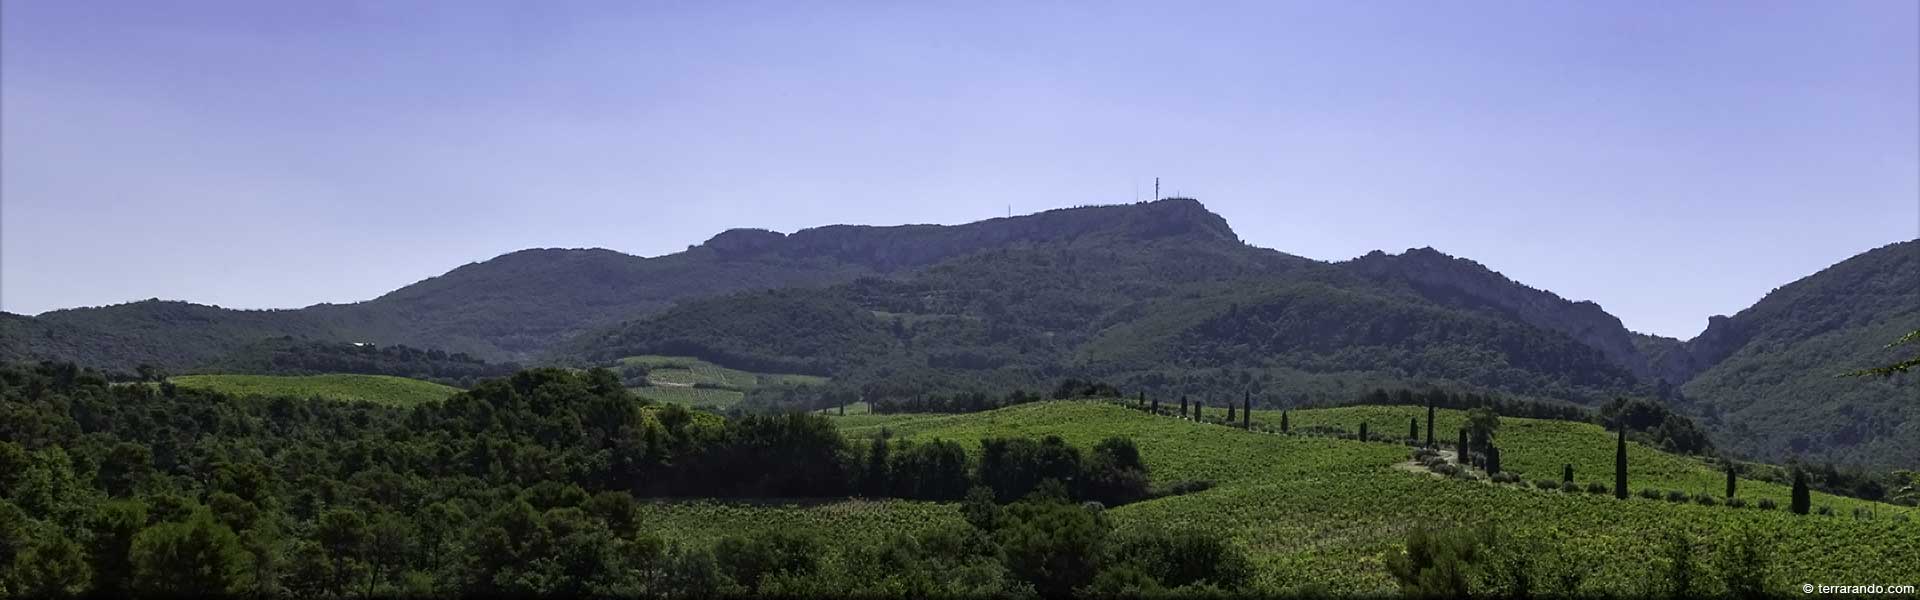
[1359,422,1368,442]
[1614,426,1629,500]
[839,402,846,416]
[1195,399,1204,421]
[1227,403,1236,423]
[1180,395,1189,418]
[1425,404,1436,447]
[1725,461,1737,499]
[1280,411,1289,433]
[1409,417,1419,442]
[1486,444,1501,475]
[1790,468,1811,515]
[1137,391,1145,408]
[1151,395,1159,414]
[1242,392,1252,429]
[1458,428,1469,457]
[1562,463,1574,484]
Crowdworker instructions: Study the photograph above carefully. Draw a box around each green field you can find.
[645,401,1918,595]
[619,355,829,410]
[168,373,460,405]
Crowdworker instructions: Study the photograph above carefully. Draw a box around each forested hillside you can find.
[5,199,1915,467]
[1677,241,1919,468]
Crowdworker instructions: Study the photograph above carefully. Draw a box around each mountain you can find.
[1675,240,1919,468]
[4,198,1913,468]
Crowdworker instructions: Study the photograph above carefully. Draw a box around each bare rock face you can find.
[1344,247,1657,381]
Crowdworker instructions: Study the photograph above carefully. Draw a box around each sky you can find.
[2,1,1915,339]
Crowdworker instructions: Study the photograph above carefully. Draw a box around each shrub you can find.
[1423,457,1449,469]
[1490,472,1520,484]
[1851,507,1873,521]
[1665,490,1689,503]
[1638,488,1661,500]
[1559,481,1579,493]
[1693,493,1718,506]
[1756,498,1777,511]
[1533,479,1559,491]
[1430,464,1461,477]
[1411,448,1437,462]
[1726,497,1748,509]
[1586,482,1609,495]
[1815,505,1834,516]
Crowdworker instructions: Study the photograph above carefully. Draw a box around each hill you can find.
[167,373,461,405]
[820,401,1915,593]
[1676,241,1920,468]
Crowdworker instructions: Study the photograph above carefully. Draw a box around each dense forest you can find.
[194,338,521,388]
[0,362,1237,597]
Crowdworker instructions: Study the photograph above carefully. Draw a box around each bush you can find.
[1586,482,1609,495]
[1430,464,1461,477]
[1815,505,1835,516]
[1638,488,1662,500]
[1533,479,1559,491]
[1666,490,1689,503]
[1726,497,1748,509]
[1490,472,1521,484]
[1423,457,1449,469]
[1693,493,1717,506]
[1756,498,1777,511]
[1559,481,1580,493]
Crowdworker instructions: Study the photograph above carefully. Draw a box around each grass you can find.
[653,400,1920,596]
[618,355,829,410]
[168,373,459,406]
[630,386,745,410]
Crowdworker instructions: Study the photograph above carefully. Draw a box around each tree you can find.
[85,500,146,597]
[1359,422,1369,442]
[1409,418,1419,442]
[1194,398,1203,421]
[364,512,417,597]
[863,432,893,497]
[1242,392,1252,429]
[131,513,244,595]
[1466,408,1500,453]
[1841,329,1920,377]
[1562,464,1573,484]
[996,496,1109,597]
[1426,404,1436,447]
[14,530,91,596]
[1150,395,1159,414]
[1227,403,1236,424]
[316,508,370,595]
[97,442,153,498]
[1458,428,1469,457]
[1180,395,1189,419]
[1614,426,1629,500]
[1280,411,1289,433]
[1485,445,1502,475]
[1725,462,1738,499]
[1790,468,1811,515]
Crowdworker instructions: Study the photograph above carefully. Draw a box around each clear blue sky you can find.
[3,1,1915,339]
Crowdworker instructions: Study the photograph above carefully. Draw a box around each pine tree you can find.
[1790,468,1811,515]
[1280,411,1289,433]
[1725,461,1737,499]
[1562,463,1574,484]
[1425,404,1435,447]
[1614,426,1629,500]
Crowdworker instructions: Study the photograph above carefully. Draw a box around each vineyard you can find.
[803,401,1919,594]
[166,373,460,406]
[619,354,829,409]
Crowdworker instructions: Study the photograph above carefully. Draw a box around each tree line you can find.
[0,361,1206,597]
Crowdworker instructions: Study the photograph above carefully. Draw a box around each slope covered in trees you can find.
[1677,241,1920,468]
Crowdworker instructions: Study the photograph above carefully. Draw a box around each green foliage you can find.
[168,373,459,405]
[130,512,245,595]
